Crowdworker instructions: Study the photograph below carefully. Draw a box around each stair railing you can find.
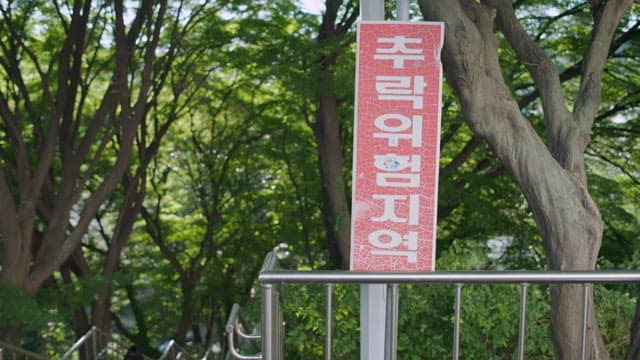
[258,252,283,360]
[0,341,49,360]
[225,303,261,359]
[158,339,196,360]
[60,326,133,359]
[200,343,223,360]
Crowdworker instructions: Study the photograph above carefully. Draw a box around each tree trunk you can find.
[626,298,640,359]
[174,282,198,344]
[0,0,157,299]
[92,171,147,338]
[419,0,632,358]
[313,88,351,269]
[308,1,358,269]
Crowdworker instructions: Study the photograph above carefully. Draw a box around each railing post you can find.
[277,290,284,360]
[261,283,276,360]
[518,283,529,360]
[92,327,98,359]
[325,284,333,360]
[453,283,463,360]
[384,284,399,360]
[581,283,591,360]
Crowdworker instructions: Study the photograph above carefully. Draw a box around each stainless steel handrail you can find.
[0,341,49,360]
[60,325,139,359]
[259,268,640,360]
[324,283,332,360]
[237,323,261,341]
[201,345,221,360]
[260,252,283,360]
[159,339,195,360]
[232,305,261,342]
[225,304,261,360]
[61,326,98,359]
[259,270,640,284]
[261,252,279,272]
[159,340,177,360]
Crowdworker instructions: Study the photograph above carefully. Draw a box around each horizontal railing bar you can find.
[236,318,262,341]
[259,270,640,285]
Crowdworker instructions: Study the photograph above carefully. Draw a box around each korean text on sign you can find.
[350,22,444,272]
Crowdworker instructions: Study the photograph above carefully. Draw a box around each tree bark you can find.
[0,0,189,345]
[0,0,157,299]
[418,0,632,358]
[626,298,640,359]
[310,0,359,269]
[313,88,351,269]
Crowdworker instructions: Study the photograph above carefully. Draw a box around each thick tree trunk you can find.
[0,0,157,298]
[419,0,632,358]
[525,161,606,358]
[526,157,606,358]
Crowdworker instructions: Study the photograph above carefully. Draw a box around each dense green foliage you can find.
[0,0,639,358]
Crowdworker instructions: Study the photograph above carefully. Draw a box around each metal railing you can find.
[158,340,195,360]
[60,326,158,360]
[60,326,128,360]
[1,326,199,360]
[0,341,49,360]
[225,303,261,359]
[257,251,640,360]
[201,344,222,360]
[258,253,283,360]
[1,328,202,360]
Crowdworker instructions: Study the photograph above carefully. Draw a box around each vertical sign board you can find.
[350,21,444,272]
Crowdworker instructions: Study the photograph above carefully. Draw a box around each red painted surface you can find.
[350,22,444,272]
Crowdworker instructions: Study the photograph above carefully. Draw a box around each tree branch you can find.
[140,205,188,280]
[442,136,481,174]
[586,150,640,187]
[0,168,24,283]
[574,0,633,129]
[483,0,570,146]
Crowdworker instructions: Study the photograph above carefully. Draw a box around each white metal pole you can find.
[397,0,409,21]
[359,2,386,360]
[361,0,385,21]
[360,285,387,360]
